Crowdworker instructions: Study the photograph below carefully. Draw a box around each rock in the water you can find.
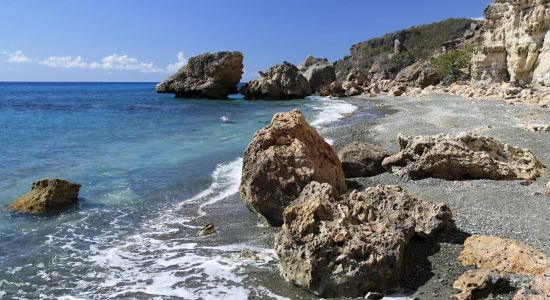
[338,141,389,178]
[197,222,216,236]
[9,179,81,213]
[391,61,441,89]
[459,235,550,276]
[472,0,550,86]
[382,133,545,180]
[453,269,508,300]
[298,56,336,93]
[513,270,550,300]
[156,51,243,99]
[275,182,452,297]
[239,109,346,226]
[241,62,312,100]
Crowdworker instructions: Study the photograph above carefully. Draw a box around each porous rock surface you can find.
[156,51,243,99]
[513,270,550,300]
[240,62,312,100]
[275,182,452,297]
[452,269,508,300]
[382,133,545,180]
[459,235,550,276]
[9,179,81,213]
[239,109,346,226]
[298,56,336,93]
[338,141,389,178]
[472,0,550,86]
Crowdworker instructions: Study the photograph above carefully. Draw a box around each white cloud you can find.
[39,52,185,73]
[166,52,187,73]
[2,50,31,63]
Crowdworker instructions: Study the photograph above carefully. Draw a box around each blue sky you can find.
[0,0,491,82]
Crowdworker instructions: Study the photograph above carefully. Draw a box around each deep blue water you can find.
[0,82,361,299]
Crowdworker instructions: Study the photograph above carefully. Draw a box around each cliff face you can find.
[334,19,476,81]
[472,0,550,86]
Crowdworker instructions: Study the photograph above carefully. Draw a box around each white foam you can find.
[308,96,357,128]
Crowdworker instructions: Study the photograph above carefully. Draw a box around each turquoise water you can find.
[0,82,362,299]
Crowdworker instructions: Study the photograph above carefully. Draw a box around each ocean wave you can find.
[308,96,357,128]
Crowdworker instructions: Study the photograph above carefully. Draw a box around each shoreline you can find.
[324,93,550,299]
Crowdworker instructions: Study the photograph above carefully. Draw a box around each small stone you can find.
[365,291,384,299]
[453,269,508,300]
[197,222,216,236]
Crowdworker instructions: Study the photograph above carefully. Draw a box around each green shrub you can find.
[431,43,474,78]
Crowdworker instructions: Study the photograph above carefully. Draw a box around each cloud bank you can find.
[2,50,31,63]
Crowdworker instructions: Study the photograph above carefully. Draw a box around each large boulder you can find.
[240,62,312,100]
[391,61,441,89]
[382,133,545,180]
[239,109,346,226]
[275,182,452,297]
[156,51,243,99]
[513,271,550,300]
[338,141,389,177]
[472,0,550,86]
[298,56,336,93]
[9,179,81,213]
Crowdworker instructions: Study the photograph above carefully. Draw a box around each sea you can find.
[0,82,386,299]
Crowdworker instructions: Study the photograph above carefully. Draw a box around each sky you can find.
[0,0,491,82]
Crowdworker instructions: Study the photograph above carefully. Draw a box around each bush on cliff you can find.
[431,43,474,85]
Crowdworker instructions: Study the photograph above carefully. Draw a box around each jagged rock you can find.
[9,179,81,213]
[518,123,550,132]
[197,222,216,236]
[240,62,312,100]
[318,81,346,98]
[389,85,406,97]
[342,81,364,96]
[346,68,368,86]
[338,141,389,178]
[513,270,550,300]
[298,56,336,93]
[239,109,346,226]
[382,133,545,180]
[392,61,441,89]
[275,182,452,297]
[472,0,550,86]
[453,269,508,300]
[459,235,550,276]
[156,51,243,99]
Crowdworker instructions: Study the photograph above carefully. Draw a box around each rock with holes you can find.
[275,182,452,297]
[453,269,508,300]
[382,133,545,180]
[156,51,243,99]
[239,109,346,226]
[459,235,550,276]
[9,179,81,213]
[513,270,550,300]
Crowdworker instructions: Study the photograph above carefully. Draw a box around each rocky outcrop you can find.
[513,271,550,300]
[275,182,452,297]
[298,56,336,93]
[338,141,389,178]
[240,62,312,100]
[459,235,550,276]
[156,51,243,99]
[453,269,508,300]
[382,133,545,180]
[391,61,441,89]
[9,179,81,213]
[472,0,550,86]
[239,109,346,226]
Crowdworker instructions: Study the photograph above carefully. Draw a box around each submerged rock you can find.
[453,269,508,300]
[9,179,81,213]
[459,235,550,276]
[275,182,452,297]
[382,133,545,180]
[156,51,243,99]
[298,56,336,93]
[241,62,312,100]
[338,141,389,178]
[239,109,346,226]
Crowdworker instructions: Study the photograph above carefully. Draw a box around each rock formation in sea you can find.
[338,141,389,178]
[156,51,243,99]
[239,109,346,226]
[298,56,336,93]
[240,62,312,100]
[275,182,452,297]
[9,179,81,213]
[471,0,550,87]
[382,133,545,180]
